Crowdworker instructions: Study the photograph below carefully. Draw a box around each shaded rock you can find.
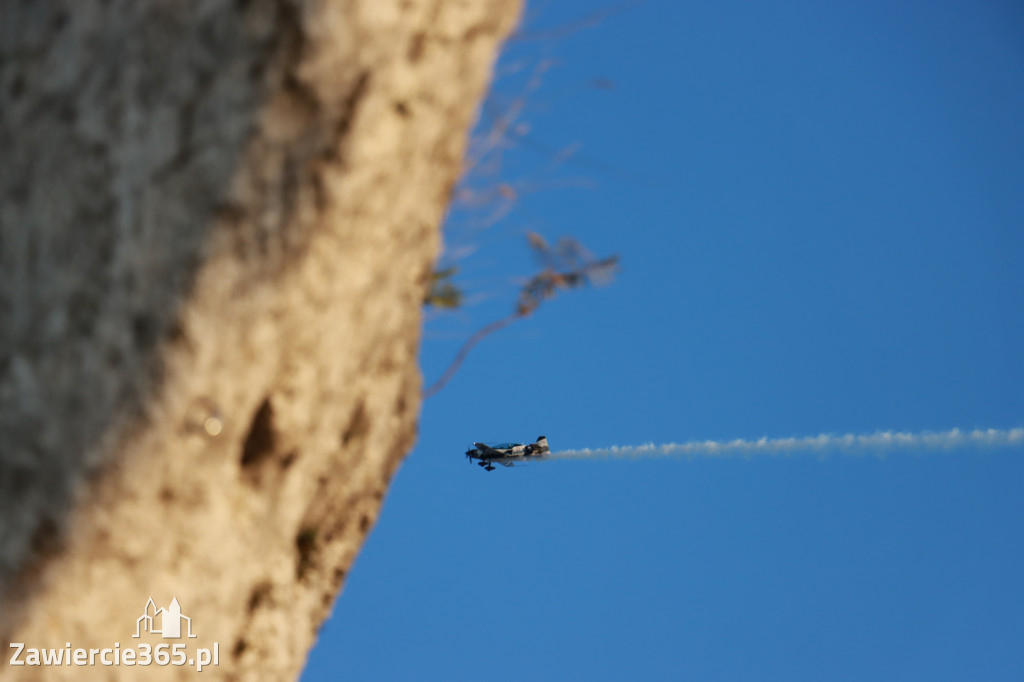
[0,0,520,679]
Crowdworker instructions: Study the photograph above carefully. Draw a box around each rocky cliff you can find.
[0,0,519,679]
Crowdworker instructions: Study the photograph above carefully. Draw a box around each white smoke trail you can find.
[549,427,1024,461]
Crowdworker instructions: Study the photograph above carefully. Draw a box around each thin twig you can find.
[423,235,618,399]
[509,1,645,43]
[422,313,523,399]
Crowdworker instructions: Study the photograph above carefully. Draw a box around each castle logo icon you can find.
[133,597,197,639]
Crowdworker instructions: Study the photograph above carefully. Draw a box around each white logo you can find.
[134,597,197,639]
[10,596,218,670]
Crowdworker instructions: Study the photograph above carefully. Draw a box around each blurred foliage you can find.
[423,266,463,310]
[517,232,618,315]
[422,7,625,397]
[423,232,617,398]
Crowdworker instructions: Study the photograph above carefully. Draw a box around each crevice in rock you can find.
[240,397,276,471]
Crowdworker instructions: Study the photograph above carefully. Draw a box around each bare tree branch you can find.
[424,233,618,398]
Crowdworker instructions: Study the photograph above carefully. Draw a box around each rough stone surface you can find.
[0,0,519,679]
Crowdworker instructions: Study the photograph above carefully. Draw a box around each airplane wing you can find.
[500,454,541,466]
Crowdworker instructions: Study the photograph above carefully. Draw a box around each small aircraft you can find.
[465,436,550,471]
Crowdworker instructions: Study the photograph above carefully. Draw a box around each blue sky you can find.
[303,1,1024,680]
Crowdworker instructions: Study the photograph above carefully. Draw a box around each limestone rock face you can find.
[0,0,518,679]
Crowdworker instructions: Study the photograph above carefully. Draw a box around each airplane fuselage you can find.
[465,437,550,471]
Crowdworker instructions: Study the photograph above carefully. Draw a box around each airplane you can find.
[465,436,550,471]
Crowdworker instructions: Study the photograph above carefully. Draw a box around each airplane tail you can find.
[535,436,549,454]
